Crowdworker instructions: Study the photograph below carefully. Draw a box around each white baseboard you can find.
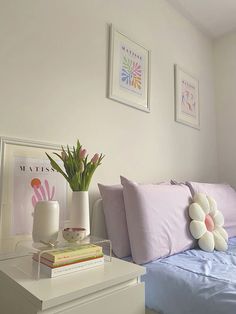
[146,308,159,314]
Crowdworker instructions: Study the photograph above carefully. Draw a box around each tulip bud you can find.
[61,151,67,161]
[80,162,84,172]
[79,148,87,159]
[91,153,99,164]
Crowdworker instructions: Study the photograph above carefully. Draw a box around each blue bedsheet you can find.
[142,237,236,314]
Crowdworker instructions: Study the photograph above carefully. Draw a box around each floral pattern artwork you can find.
[108,25,150,112]
[189,193,228,252]
[119,44,144,95]
[121,57,142,90]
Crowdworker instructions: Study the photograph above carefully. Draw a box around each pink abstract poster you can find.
[181,79,197,117]
[175,65,199,129]
[12,156,68,236]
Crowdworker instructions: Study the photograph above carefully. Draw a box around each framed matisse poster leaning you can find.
[175,65,200,129]
[0,137,69,249]
[108,24,150,113]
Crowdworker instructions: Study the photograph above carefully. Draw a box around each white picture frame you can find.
[175,65,200,129]
[0,137,69,249]
[108,24,151,113]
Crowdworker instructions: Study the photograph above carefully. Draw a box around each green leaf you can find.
[45,153,69,181]
[53,152,64,162]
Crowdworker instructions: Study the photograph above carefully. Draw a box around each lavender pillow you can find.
[186,181,236,238]
[121,176,193,264]
[98,184,131,258]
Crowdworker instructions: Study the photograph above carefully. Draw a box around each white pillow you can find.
[189,193,228,252]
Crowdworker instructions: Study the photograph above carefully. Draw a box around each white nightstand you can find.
[0,255,145,314]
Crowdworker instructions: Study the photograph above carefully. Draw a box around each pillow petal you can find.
[190,221,207,239]
[213,230,228,251]
[193,193,210,214]
[198,231,214,252]
[207,196,217,216]
[189,203,205,221]
[213,210,224,227]
[214,226,228,241]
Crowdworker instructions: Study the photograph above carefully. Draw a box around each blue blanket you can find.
[142,237,236,314]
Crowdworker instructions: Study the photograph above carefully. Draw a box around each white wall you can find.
[214,32,236,188]
[0,0,218,198]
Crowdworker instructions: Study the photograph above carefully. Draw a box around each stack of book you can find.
[33,244,104,277]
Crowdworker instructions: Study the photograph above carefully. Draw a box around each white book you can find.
[33,256,104,278]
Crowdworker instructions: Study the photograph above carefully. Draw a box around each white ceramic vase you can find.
[32,201,60,244]
[70,191,90,236]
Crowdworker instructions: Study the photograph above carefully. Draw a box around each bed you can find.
[144,237,236,314]
[92,179,236,314]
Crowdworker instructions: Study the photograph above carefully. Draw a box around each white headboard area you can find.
[91,199,108,239]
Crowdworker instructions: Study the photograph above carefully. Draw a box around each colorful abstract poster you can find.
[12,156,68,236]
[108,25,150,112]
[119,43,144,95]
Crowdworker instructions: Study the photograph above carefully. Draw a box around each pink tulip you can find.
[91,153,99,164]
[79,148,87,159]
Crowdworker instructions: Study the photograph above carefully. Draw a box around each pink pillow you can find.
[186,181,236,238]
[98,184,131,258]
[121,176,194,264]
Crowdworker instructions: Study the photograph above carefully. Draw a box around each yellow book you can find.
[41,244,103,262]
[33,252,104,267]
[33,256,104,278]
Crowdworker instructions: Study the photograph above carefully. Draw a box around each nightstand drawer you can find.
[61,283,145,314]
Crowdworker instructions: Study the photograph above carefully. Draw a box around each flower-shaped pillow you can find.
[189,193,228,252]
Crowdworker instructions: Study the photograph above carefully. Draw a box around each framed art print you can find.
[108,24,150,113]
[0,137,69,249]
[175,65,200,129]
